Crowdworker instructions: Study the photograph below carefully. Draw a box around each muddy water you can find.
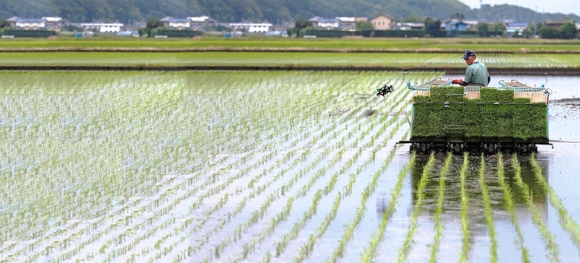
[371,75,580,262]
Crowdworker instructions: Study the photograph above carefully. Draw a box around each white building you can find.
[188,16,209,23]
[168,19,191,29]
[229,23,272,33]
[15,19,46,30]
[80,23,123,33]
[42,17,62,23]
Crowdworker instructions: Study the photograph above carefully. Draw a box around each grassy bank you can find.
[1,51,580,69]
[1,37,580,52]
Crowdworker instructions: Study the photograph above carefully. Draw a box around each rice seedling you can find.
[512,155,560,263]
[396,152,435,263]
[478,154,497,263]
[529,154,580,252]
[459,152,470,263]
[428,152,452,263]
[359,152,417,263]
[496,153,530,263]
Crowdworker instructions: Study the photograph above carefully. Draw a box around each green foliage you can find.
[487,22,507,36]
[0,18,8,29]
[146,18,162,29]
[361,30,430,38]
[152,29,203,38]
[1,29,56,38]
[540,27,561,39]
[429,86,465,102]
[403,14,423,23]
[424,18,441,37]
[355,21,374,31]
[480,88,514,102]
[560,22,577,39]
[478,22,489,37]
[411,87,548,141]
[514,98,531,103]
[294,18,312,30]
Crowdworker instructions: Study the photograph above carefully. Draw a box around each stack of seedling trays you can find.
[410,86,548,144]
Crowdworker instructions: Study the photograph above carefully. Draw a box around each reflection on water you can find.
[405,153,547,224]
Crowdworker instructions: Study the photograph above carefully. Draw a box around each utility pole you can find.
[534,6,537,36]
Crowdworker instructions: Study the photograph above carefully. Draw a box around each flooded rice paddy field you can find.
[0,71,579,263]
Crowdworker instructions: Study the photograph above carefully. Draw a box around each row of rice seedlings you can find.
[478,153,498,263]
[294,193,342,263]
[529,154,580,251]
[204,73,412,258]
[0,82,197,243]
[326,89,414,262]
[187,127,345,259]
[202,104,388,258]
[359,152,417,263]
[2,73,310,260]
[106,99,322,262]
[197,86,382,260]
[428,152,453,263]
[396,152,436,263]
[496,153,530,263]
[511,155,560,263]
[274,116,410,260]
[106,79,354,260]
[459,152,470,263]
[185,102,372,258]
[0,70,426,262]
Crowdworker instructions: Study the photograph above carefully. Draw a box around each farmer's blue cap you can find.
[463,50,476,60]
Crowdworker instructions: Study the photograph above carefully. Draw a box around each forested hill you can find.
[0,0,578,25]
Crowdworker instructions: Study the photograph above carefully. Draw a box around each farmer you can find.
[452,50,490,87]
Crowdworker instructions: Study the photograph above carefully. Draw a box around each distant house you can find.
[161,16,216,31]
[168,19,191,30]
[546,19,575,29]
[395,22,424,30]
[42,17,67,31]
[443,19,477,36]
[188,16,217,29]
[307,17,340,29]
[506,22,527,36]
[308,16,324,28]
[335,17,367,31]
[229,23,272,33]
[371,15,397,30]
[79,23,123,33]
[14,19,46,30]
[159,16,174,28]
[444,19,468,31]
[317,18,340,29]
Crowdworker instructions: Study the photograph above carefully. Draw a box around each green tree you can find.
[0,19,8,28]
[356,21,374,31]
[291,18,312,37]
[488,22,506,36]
[424,17,441,37]
[560,22,577,39]
[140,18,162,37]
[522,25,535,38]
[146,18,162,29]
[449,12,464,19]
[107,0,143,24]
[403,13,423,23]
[539,26,560,39]
[294,18,312,29]
[477,22,489,37]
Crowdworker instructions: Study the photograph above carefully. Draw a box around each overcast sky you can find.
[458,0,580,16]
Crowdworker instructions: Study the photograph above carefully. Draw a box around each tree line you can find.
[0,0,578,26]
